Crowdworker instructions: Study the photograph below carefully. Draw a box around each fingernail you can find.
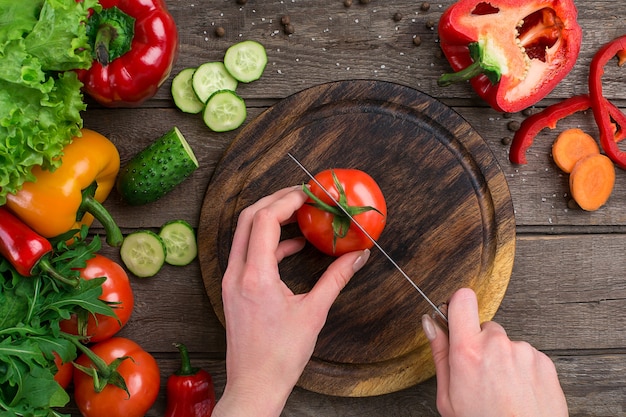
[421,314,438,341]
[352,249,370,272]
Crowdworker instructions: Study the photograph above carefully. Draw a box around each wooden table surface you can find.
[67,0,625,415]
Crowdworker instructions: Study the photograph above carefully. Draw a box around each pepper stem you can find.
[174,342,199,376]
[87,6,135,66]
[37,257,79,287]
[438,41,502,87]
[79,182,123,247]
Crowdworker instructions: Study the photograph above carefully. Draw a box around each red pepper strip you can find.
[164,343,216,417]
[0,207,78,286]
[589,35,626,169]
[509,94,626,164]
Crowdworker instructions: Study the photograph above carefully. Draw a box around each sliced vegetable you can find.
[223,40,268,83]
[437,0,582,112]
[120,231,167,277]
[76,0,179,107]
[116,127,199,206]
[552,128,600,173]
[5,129,123,247]
[203,90,247,132]
[569,154,615,211]
[164,343,216,417]
[159,220,198,266]
[192,62,238,103]
[589,35,626,169]
[172,68,205,114]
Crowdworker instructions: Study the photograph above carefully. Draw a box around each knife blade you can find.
[287,152,448,324]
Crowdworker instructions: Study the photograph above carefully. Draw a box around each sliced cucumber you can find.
[120,231,167,277]
[192,62,238,103]
[224,40,268,83]
[159,220,198,266]
[116,127,199,206]
[172,68,205,114]
[203,90,247,132]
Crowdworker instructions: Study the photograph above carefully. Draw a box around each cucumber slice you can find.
[159,220,198,266]
[203,90,247,132]
[172,68,205,114]
[116,127,199,206]
[192,62,238,103]
[224,40,268,83]
[120,231,167,277]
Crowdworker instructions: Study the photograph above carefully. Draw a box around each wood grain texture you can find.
[198,80,515,396]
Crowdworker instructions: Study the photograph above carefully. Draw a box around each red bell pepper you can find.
[77,0,179,107]
[438,0,582,113]
[0,207,77,286]
[589,35,626,169]
[164,343,216,417]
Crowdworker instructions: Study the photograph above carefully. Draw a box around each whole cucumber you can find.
[116,127,199,205]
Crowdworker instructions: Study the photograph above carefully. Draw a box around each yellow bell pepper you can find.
[5,129,123,246]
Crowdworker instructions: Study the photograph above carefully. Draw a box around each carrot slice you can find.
[552,128,600,173]
[569,153,615,211]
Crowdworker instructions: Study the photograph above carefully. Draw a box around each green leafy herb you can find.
[0,227,116,416]
[0,0,101,204]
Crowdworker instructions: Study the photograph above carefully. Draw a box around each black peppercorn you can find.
[507,120,521,132]
[393,12,403,22]
[215,26,226,37]
[421,2,430,11]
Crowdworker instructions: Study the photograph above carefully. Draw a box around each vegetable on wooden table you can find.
[0,228,115,416]
[76,0,179,107]
[0,207,77,286]
[120,230,167,278]
[437,0,582,113]
[5,129,123,247]
[164,343,216,417]
[60,254,134,343]
[297,169,387,256]
[73,337,160,417]
[0,0,98,205]
[116,127,199,206]
[569,154,615,211]
[589,34,626,169]
[552,128,600,173]
[159,220,198,266]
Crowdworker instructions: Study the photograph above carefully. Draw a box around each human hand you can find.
[422,288,568,417]
[212,186,370,417]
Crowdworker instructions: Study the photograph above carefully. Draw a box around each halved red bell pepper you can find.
[438,0,582,113]
[76,0,179,107]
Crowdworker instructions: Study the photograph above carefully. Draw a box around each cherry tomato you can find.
[73,337,160,417]
[60,254,134,343]
[297,169,387,256]
[53,351,73,389]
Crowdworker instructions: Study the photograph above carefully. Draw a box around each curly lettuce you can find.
[0,0,100,205]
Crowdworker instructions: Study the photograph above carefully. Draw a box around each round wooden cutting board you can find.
[198,80,515,397]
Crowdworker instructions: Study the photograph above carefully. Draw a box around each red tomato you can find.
[53,351,73,389]
[297,169,387,256]
[73,337,160,417]
[60,254,134,343]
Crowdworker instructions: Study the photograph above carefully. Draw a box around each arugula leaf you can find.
[0,229,116,416]
[0,0,100,205]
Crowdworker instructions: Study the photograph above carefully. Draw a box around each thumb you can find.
[422,314,452,412]
[307,249,370,313]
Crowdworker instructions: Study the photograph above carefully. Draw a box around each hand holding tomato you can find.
[60,254,134,343]
[296,169,387,256]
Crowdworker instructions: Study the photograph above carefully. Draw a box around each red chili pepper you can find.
[76,0,179,107]
[509,94,626,165]
[0,207,77,286]
[164,343,216,417]
[438,0,582,113]
[589,35,626,169]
